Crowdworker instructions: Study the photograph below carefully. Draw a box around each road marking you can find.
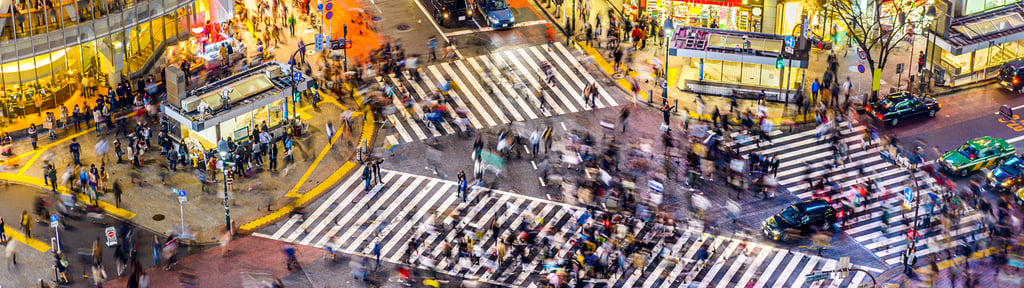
[447,20,549,36]
[1008,134,1024,144]
[411,0,462,59]
[993,104,1024,115]
[2,224,51,252]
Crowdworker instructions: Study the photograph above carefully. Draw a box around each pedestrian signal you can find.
[776,58,785,69]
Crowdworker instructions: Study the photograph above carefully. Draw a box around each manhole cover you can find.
[612,73,626,79]
[153,214,165,221]
[396,24,410,31]
[372,16,382,21]
[574,34,587,42]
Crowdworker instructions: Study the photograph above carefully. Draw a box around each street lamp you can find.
[923,5,947,92]
[216,139,231,232]
[662,18,674,106]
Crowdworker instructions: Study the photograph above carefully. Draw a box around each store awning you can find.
[939,3,1024,54]
[668,0,743,6]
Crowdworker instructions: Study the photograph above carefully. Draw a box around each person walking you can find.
[69,138,81,165]
[269,142,278,171]
[20,211,30,239]
[28,124,37,150]
[530,130,540,157]
[113,180,123,208]
[288,14,296,36]
[901,248,917,277]
[0,217,7,244]
[326,122,335,145]
[811,78,820,102]
[372,159,382,185]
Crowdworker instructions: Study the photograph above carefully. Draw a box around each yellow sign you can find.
[872,69,882,91]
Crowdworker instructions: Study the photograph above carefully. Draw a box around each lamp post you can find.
[662,18,674,106]
[924,5,945,93]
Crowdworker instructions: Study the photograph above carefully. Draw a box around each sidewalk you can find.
[0,0,383,246]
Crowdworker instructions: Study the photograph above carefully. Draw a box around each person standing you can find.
[811,78,821,103]
[901,248,917,277]
[28,124,37,150]
[288,14,296,36]
[113,180,122,208]
[0,217,7,244]
[372,159,382,185]
[529,130,540,157]
[69,138,81,165]
[457,170,467,202]
[268,142,278,171]
[180,60,191,85]
[543,124,553,153]
[362,162,373,191]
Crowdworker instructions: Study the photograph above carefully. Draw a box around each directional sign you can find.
[903,187,913,210]
[317,3,323,11]
[176,188,187,202]
[858,64,865,73]
[315,34,324,52]
[805,272,829,282]
[293,72,303,83]
[785,36,795,48]
[50,214,58,228]
[105,226,117,246]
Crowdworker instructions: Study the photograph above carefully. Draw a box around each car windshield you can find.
[779,207,800,225]
[486,0,507,10]
[958,144,979,160]
[1002,158,1024,175]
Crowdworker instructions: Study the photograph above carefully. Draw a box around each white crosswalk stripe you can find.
[256,168,873,287]
[741,124,988,267]
[381,43,618,145]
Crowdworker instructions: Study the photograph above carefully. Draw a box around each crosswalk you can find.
[381,42,619,145]
[605,230,878,288]
[255,168,877,287]
[740,124,988,266]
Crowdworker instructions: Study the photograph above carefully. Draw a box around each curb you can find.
[236,85,376,234]
[0,173,137,221]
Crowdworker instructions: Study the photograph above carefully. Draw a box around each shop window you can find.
[742,62,760,86]
[722,60,742,83]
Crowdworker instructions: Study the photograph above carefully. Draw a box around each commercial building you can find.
[670,26,810,102]
[161,60,312,149]
[925,1,1024,87]
[0,0,233,121]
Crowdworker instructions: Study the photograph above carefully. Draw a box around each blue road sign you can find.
[178,189,186,197]
[785,36,795,48]
[904,187,913,201]
[50,214,58,223]
[315,34,324,52]
[293,72,303,82]
[858,64,865,73]
[326,2,333,10]
[318,3,323,11]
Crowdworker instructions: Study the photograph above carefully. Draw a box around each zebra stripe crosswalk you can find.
[382,43,619,145]
[255,168,878,287]
[741,124,987,266]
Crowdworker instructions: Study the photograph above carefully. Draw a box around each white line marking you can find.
[446,20,549,36]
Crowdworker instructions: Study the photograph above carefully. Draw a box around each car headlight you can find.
[1003,179,1014,187]
[491,18,500,24]
[444,13,449,18]
[989,171,995,178]
[509,16,514,22]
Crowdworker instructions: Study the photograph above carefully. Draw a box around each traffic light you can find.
[776,57,785,69]
[294,91,301,102]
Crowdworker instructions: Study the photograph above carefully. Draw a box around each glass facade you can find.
[962,0,1016,16]
[0,0,198,119]
[698,58,803,89]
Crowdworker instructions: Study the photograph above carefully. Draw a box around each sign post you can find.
[903,187,913,210]
[839,257,850,279]
[50,215,61,252]
[105,226,117,247]
[1000,104,1014,121]
[175,188,187,236]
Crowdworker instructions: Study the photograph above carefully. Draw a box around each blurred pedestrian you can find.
[0,217,6,244]
[20,211,30,239]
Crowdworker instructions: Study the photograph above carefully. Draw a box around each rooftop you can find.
[945,3,1024,47]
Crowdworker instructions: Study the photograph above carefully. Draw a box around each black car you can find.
[999,59,1024,93]
[988,156,1024,191]
[762,199,837,242]
[865,91,941,126]
[430,0,472,26]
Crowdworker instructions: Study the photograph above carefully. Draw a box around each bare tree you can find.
[826,0,921,97]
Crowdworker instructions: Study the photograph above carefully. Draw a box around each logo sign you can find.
[105,226,117,246]
[50,214,58,228]
[293,72,303,83]
[858,64,865,73]
[859,50,868,60]
[785,36,795,48]
[325,11,333,20]
[1000,104,1014,121]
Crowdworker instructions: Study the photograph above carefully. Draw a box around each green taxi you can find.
[940,136,1017,177]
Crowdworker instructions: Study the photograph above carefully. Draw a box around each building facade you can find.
[0,0,212,119]
[926,0,1024,87]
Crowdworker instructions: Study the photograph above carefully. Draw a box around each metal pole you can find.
[224,160,231,231]
[663,33,669,106]
[909,166,921,251]
[817,268,878,287]
[180,201,186,236]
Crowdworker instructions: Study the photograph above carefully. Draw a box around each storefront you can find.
[618,0,767,33]
[0,0,213,122]
[162,61,310,148]
[925,1,1024,87]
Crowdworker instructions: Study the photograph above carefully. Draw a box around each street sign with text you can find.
[105,226,117,246]
[315,34,324,52]
[50,214,58,228]
[785,36,795,48]
[805,272,829,282]
[903,187,913,210]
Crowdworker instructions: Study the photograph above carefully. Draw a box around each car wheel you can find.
[891,118,899,126]
[958,169,969,177]
[821,221,832,230]
[780,233,790,242]
[928,110,936,117]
